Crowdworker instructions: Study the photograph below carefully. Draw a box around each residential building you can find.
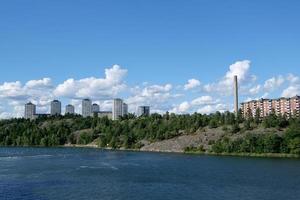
[24,102,36,119]
[32,114,51,119]
[137,106,150,117]
[112,98,123,120]
[82,99,92,117]
[122,103,128,116]
[92,103,100,113]
[98,111,113,119]
[65,104,75,115]
[241,95,300,118]
[50,100,61,116]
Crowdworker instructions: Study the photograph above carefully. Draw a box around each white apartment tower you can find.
[112,98,123,120]
[137,106,150,117]
[65,104,75,115]
[50,100,61,116]
[123,103,128,116]
[82,99,92,117]
[92,103,100,113]
[25,102,36,119]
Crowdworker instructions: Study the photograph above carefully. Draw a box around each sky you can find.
[0,0,300,118]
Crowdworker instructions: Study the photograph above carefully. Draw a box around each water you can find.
[0,147,300,200]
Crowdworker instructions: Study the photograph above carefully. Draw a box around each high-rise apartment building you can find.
[137,106,150,117]
[24,102,36,119]
[112,98,123,120]
[241,95,300,118]
[65,104,75,115]
[92,103,100,113]
[50,100,61,116]
[82,99,92,117]
[122,103,128,116]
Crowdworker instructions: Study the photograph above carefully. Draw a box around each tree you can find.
[231,123,240,133]
[254,108,261,124]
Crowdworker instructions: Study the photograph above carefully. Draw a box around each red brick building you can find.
[241,95,300,118]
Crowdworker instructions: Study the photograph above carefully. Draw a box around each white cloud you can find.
[286,74,299,84]
[0,81,27,100]
[184,79,201,90]
[54,65,127,99]
[0,112,13,119]
[196,104,228,114]
[249,85,261,95]
[197,105,214,114]
[170,101,191,113]
[170,95,223,114]
[281,74,300,98]
[191,95,218,106]
[0,65,127,118]
[25,78,52,89]
[126,83,177,114]
[224,60,251,84]
[0,61,298,119]
[263,76,285,92]
[203,60,253,95]
[282,85,300,97]
[0,78,55,118]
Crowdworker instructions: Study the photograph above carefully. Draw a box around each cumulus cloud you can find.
[25,78,52,89]
[282,85,300,97]
[170,101,191,113]
[203,60,254,95]
[170,95,224,114]
[0,112,13,119]
[0,81,28,100]
[54,65,127,99]
[281,74,300,97]
[0,65,127,118]
[191,95,218,106]
[196,103,228,114]
[184,79,201,90]
[263,76,285,92]
[286,74,299,84]
[249,85,261,95]
[126,83,178,113]
[0,61,298,119]
[0,78,55,117]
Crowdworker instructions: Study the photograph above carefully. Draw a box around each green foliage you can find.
[184,145,205,153]
[231,123,240,133]
[243,120,252,131]
[212,119,300,155]
[0,112,299,156]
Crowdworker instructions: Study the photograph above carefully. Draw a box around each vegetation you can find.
[211,113,300,155]
[0,109,300,156]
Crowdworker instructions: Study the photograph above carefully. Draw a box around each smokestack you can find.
[234,75,239,116]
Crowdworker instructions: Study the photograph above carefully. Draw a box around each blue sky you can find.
[0,0,300,118]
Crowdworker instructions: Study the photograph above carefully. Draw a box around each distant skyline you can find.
[0,0,299,118]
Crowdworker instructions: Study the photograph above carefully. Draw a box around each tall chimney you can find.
[234,75,239,116]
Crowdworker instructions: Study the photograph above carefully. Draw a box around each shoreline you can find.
[63,144,300,159]
[1,145,299,159]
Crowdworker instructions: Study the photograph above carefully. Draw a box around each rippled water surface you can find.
[1,147,300,200]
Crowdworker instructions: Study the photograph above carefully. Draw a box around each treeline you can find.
[0,110,299,155]
[0,111,237,148]
[210,110,300,155]
[211,122,300,154]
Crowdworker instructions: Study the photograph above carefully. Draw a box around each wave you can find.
[78,163,119,170]
[0,154,54,160]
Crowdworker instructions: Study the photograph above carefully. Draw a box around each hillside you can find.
[0,112,300,157]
